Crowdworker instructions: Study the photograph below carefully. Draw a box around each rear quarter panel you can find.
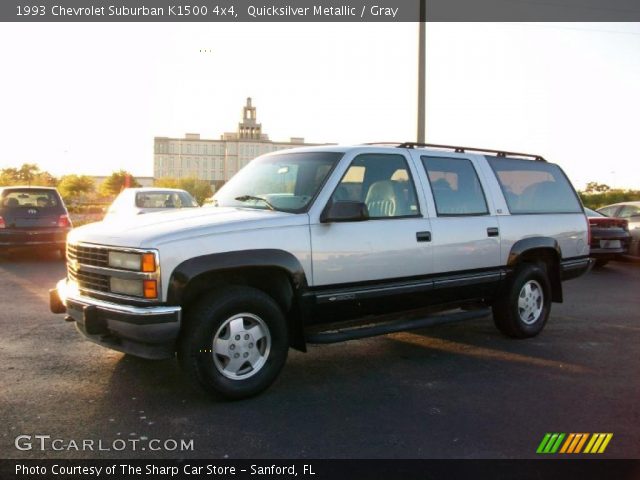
[474,157,589,262]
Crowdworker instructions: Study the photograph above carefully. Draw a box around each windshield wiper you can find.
[234,195,276,211]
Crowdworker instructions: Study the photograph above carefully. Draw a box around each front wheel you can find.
[492,263,551,338]
[178,286,289,400]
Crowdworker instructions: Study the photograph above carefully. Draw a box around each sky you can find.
[0,22,639,190]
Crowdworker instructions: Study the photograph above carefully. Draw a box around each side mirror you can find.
[320,201,369,223]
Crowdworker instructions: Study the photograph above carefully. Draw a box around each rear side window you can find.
[135,191,198,208]
[1,189,60,209]
[421,156,488,216]
[617,204,640,218]
[487,157,582,214]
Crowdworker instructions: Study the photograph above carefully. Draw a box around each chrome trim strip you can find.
[314,271,503,302]
[57,279,180,317]
[75,263,157,280]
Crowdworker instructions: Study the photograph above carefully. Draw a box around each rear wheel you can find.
[493,263,551,338]
[178,286,289,400]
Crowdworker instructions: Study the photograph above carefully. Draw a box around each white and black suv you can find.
[50,143,592,399]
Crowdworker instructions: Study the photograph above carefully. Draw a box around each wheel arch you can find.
[507,237,563,302]
[168,249,309,351]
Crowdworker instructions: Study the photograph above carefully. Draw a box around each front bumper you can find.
[50,278,181,359]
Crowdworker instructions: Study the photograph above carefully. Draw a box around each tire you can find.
[594,259,609,268]
[178,286,289,400]
[492,263,551,338]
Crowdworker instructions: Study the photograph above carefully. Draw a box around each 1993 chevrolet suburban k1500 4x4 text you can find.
[50,143,592,399]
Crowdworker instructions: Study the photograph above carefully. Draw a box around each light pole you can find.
[417,0,426,143]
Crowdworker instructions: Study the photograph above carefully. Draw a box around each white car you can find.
[104,188,199,220]
[51,143,591,399]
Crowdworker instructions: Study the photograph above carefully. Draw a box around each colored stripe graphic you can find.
[584,433,613,454]
[537,433,565,454]
[559,433,575,453]
[536,433,552,453]
[574,433,589,453]
[539,433,613,454]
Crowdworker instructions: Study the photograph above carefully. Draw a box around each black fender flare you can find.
[507,237,563,302]
[168,249,310,351]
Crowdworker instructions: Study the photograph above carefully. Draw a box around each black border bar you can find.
[2,0,640,22]
[2,459,640,480]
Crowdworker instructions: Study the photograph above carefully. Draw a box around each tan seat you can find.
[365,180,405,217]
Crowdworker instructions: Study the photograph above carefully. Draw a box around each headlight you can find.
[110,278,144,297]
[108,251,157,272]
[108,251,142,270]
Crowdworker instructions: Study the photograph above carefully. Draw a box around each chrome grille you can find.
[68,265,110,292]
[65,242,160,303]
[67,244,109,268]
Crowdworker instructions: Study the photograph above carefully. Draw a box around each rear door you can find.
[409,151,502,275]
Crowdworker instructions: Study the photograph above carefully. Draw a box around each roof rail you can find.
[396,142,546,162]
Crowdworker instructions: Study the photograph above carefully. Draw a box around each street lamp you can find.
[417,0,426,143]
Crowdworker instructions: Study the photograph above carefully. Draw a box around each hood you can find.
[67,207,307,248]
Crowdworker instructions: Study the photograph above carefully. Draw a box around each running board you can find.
[305,308,491,344]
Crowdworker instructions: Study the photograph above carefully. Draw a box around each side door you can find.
[409,151,502,277]
[309,150,433,287]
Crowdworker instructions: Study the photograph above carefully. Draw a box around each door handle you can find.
[487,227,499,237]
[416,231,431,242]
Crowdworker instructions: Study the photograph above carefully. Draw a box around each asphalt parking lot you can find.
[1,251,639,459]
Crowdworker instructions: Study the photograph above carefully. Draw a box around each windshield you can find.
[213,151,343,212]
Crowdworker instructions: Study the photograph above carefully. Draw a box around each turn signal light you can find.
[141,253,156,272]
[58,215,72,228]
[0,216,5,229]
[143,280,158,299]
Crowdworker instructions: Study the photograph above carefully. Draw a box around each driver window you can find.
[331,154,420,218]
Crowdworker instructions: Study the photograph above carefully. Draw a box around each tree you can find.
[34,171,58,186]
[99,170,141,197]
[154,177,213,205]
[0,167,20,186]
[58,175,96,202]
[17,163,40,185]
[0,163,57,186]
[585,182,610,193]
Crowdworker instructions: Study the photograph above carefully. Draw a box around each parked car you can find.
[50,143,591,399]
[0,186,72,257]
[597,201,640,256]
[584,208,630,267]
[103,188,199,220]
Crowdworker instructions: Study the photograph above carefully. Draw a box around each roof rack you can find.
[396,142,546,162]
